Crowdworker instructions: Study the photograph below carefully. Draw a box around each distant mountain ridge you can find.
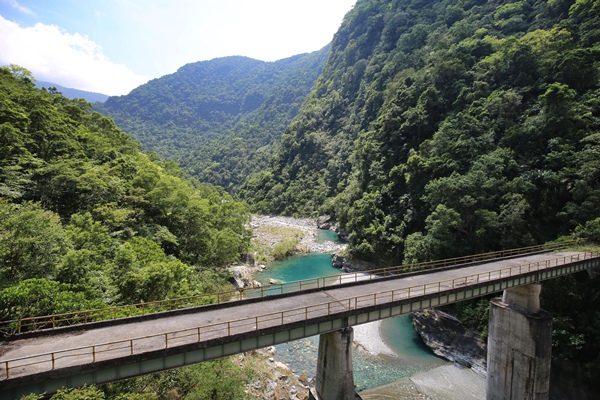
[35,81,109,103]
[96,47,330,191]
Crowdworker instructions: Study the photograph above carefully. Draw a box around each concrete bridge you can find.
[0,246,598,399]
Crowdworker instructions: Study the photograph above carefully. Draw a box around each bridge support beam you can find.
[310,327,360,400]
[486,284,552,400]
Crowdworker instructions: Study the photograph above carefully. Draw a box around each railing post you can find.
[164,334,168,349]
[5,361,9,379]
[197,327,201,342]
[51,353,55,370]
[52,315,55,329]
[18,318,22,333]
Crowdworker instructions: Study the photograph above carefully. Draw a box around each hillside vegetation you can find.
[0,65,265,398]
[96,48,330,192]
[241,0,600,265]
[0,65,251,319]
[239,0,600,391]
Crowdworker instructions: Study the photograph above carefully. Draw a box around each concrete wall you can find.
[312,327,356,400]
[486,285,552,400]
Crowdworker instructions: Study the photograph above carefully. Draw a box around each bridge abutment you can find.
[309,327,361,400]
[486,284,552,400]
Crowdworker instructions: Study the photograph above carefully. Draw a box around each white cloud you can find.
[0,15,148,95]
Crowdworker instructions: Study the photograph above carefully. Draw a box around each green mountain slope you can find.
[0,65,250,316]
[241,0,600,263]
[96,48,330,191]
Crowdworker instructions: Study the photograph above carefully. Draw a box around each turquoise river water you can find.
[255,232,448,392]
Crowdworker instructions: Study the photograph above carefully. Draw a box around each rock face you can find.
[336,228,350,242]
[412,309,487,375]
[317,215,333,230]
[331,253,378,272]
[228,265,256,288]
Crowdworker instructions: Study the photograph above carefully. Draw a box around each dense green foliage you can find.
[241,0,600,266]
[2,65,256,398]
[0,65,251,323]
[96,48,330,192]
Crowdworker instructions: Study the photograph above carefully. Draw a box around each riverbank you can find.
[360,364,486,399]
[353,321,396,357]
[250,215,347,260]
[353,319,485,399]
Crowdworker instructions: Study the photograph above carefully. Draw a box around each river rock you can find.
[332,253,345,269]
[317,215,333,230]
[228,265,254,288]
[336,228,350,242]
[242,253,256,267]
[332,252,378,272]
[412,309,487,375]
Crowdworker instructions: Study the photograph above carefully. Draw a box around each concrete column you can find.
[486,284,552,400]
[310,327,357,400]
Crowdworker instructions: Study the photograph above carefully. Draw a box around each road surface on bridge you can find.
[0,251,588,383]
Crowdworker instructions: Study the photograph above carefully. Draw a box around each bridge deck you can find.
[0,250,595,391]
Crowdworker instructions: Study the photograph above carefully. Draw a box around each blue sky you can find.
[0,0,356,95]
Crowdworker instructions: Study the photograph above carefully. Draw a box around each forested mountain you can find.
[0,65,251,320]
[36,81,109,103]
[96,47,330,192]
[241,0,600,264]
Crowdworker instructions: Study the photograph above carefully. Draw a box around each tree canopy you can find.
[241,0,600,265]
[0,65,251,322]
[95,48,330,193]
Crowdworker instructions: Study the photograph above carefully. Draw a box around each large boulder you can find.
[336,228,350,242]
[412,309,487,375]
[317,215,333,230]
[331,252,376,272]
[228,265,254,288]
[242,253,256,267]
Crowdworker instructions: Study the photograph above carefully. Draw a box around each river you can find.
[254,231,486,399]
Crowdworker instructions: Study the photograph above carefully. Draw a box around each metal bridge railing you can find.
[1,249,597,381]
[0,240,578,336]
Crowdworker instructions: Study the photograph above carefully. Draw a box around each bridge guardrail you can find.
[1,250,597,381]
[0,240,579,336]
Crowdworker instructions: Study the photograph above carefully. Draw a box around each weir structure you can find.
[0,245,598,400]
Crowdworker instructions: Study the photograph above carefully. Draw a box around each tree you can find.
[0,200,69,287]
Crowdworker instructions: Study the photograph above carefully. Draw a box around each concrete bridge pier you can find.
[486,284,552,400]
[309,327,361,400]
